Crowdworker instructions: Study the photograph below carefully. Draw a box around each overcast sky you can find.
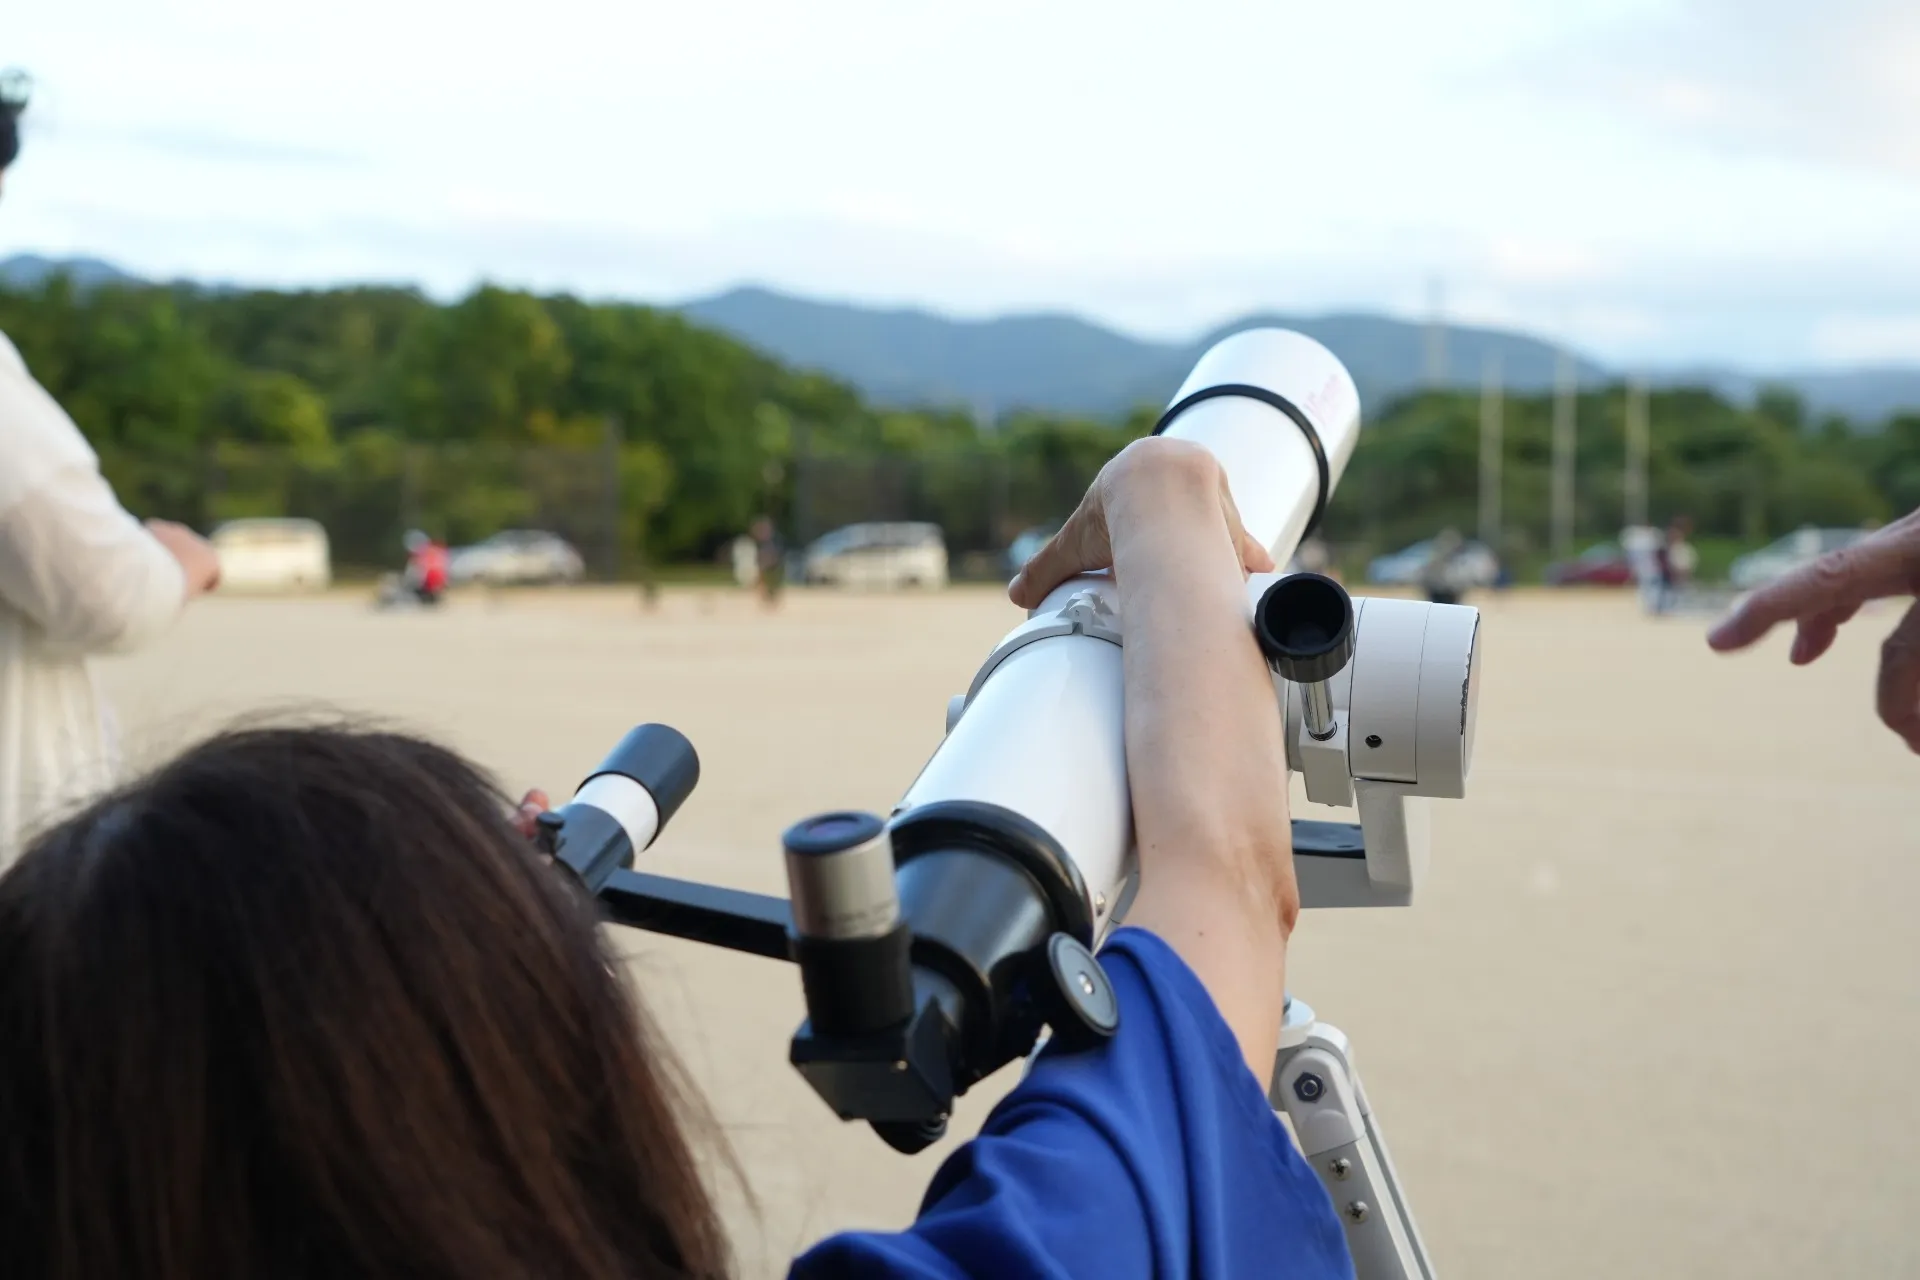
[6,0,1919,369]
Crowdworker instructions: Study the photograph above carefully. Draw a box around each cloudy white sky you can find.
[6,0,1919,369]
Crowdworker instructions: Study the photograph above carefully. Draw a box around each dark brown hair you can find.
[0,724,730,1279]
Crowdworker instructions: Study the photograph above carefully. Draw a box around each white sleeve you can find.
[0,463,187,654]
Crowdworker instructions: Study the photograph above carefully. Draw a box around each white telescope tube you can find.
[570,773,662,857]
[898,329,1363,924]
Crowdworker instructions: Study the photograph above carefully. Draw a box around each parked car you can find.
[210,517,331,592]
[1546,542,1634,587]
[448,530,585,586]
[1729,526,1868,591]
[1365,538,1500,589]
[1006,522,1061,575]
[802,522,949,589]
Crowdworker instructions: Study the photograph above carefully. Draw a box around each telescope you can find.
[544,329,1480,1280]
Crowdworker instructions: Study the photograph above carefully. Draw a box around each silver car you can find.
[449,530,586,586]
[802,523,949,590]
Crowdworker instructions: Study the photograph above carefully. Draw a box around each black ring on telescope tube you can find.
[889,801,1094,946]
[1151,383,1332,535]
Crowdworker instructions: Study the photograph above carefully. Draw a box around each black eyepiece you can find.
[1254,572,1355,684]
[784,811,887,857]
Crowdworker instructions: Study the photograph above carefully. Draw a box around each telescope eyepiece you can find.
[782,811,900,942]
[1254,572,1354,685]
[784,811,887,858]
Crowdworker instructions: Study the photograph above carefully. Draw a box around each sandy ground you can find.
[96,583,1920,1278]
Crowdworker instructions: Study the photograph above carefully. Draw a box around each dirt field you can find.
[97,583,1920,1278]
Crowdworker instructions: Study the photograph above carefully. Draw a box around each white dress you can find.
[0,330,185,864]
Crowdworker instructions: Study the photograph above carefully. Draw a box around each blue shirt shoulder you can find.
[791,927,1354,1279]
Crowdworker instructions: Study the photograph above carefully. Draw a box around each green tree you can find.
[391,285,571,442]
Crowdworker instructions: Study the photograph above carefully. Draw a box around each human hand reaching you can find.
[1007,437,1275,610]
[1708,510,1920,750]
[512,789,552,840]
[145,519,221,599]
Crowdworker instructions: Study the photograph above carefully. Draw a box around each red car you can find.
[1546,543,1634,586]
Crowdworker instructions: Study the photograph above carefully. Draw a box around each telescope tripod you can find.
[1271,998,1434,1279]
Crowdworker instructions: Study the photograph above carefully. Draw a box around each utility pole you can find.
[1424,277,1448,388]
[1479,351,1503,551]
[1624,379,1649,531]
[1551,347,1577,558]
[602,414,623,582]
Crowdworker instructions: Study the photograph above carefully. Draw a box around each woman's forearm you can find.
[1109,463,1297,1080]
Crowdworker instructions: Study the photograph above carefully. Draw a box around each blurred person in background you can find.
[1711,505,1920,752]
[1655,515,1697,614]
[403,529,450,606]
[0,440,1350,1278]
[0,69,220,862]
[1624,523,1664,614]
[751,514,784,608]
[731,530,758,591]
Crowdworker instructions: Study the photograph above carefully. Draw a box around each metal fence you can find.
[97,435,1803,585]
[791,453,1098,580]
[95,442,1105,582]
[100,438,626,577]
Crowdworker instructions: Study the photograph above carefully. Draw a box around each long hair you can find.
[0,724,731,1279]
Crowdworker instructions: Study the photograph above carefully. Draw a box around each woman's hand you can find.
[511,790,551,840]
[1008,438,1275,610]
[1708,510,1920,751]
[146,519,222,599]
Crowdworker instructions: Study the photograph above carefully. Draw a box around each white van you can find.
[211,518,332,593]
[801,522,948,590]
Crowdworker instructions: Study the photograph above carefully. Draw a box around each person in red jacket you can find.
[403,530,449,606]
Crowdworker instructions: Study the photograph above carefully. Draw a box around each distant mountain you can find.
[6,254,1917,421]
[681,287,1179,416]
[1637,363,1920,426]
[680,287,1612,418]
[0,253,142,289]
[1190,311,1611,413]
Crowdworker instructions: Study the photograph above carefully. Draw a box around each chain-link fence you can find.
[790,452,1099,580]
[95,432,1827,586]
[100,437,627,577]
[95,441,1107,582]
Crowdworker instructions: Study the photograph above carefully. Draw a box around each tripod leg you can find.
[1272,1011,1436,1279]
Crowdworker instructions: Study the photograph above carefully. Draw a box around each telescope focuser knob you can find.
[1034,933,1120,1053]
[1254,573,1354,743]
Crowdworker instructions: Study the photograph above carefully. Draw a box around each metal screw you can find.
[1095,892,1107,914]
[1365,734,1383,749]
[1346,1201,1371,1224]
[1293,1072,1325,1102]
[891,1060,909,1073]
[1329,1158,1352,1181]
[1077,972,1096,996]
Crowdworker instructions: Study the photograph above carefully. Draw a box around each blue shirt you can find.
[791,928,1355,1278]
